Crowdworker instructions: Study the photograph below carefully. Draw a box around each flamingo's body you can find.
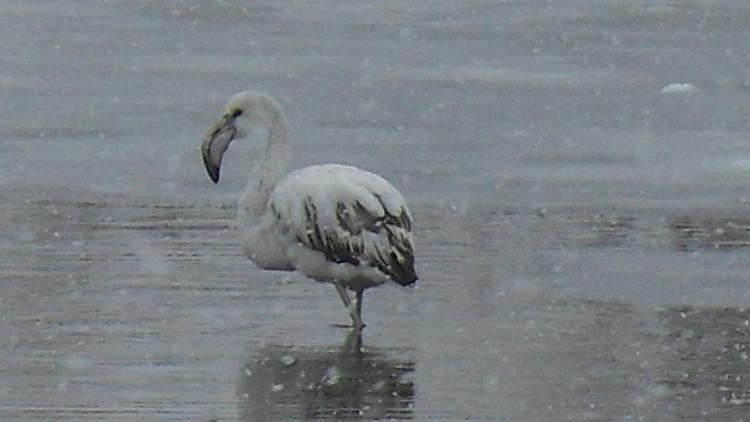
[201,92,416,332]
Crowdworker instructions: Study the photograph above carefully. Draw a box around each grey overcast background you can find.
[2,1,750,421]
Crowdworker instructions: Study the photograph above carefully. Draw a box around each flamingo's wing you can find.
[269,164,416,286]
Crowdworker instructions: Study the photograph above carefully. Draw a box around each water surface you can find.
[1,1,749,420]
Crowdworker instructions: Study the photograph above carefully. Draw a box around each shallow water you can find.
[2,188,749,420]
[2,1,750,421]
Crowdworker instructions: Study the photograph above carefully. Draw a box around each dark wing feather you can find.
[294,195,416,286]
[335,195,415,285]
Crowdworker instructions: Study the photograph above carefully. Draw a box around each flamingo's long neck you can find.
[239,109,291,223]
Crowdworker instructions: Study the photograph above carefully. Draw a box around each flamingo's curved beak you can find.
[201,113,238,183]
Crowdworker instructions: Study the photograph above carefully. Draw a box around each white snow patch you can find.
[661,83,698,94]
[280,355,297,367]
[321,365,342,386]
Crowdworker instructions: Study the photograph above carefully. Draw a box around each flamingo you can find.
[201,91,417,333]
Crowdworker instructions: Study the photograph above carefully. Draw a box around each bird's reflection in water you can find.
[238,333,415,420]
